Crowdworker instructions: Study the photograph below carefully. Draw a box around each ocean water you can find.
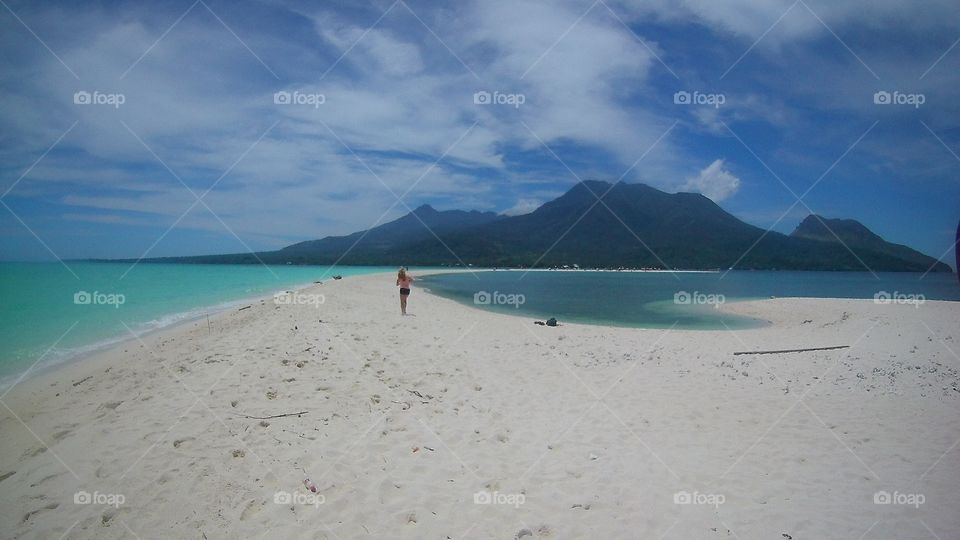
[0,262,397,388]
[2,264,957,389]
[419,270,960,330]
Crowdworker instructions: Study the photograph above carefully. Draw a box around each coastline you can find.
[0,271,396,394]
[1,271,958,538]
[0,267,745,394]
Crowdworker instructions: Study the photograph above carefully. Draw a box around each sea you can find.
[419,269,960,329]
[1,263,957,389]
[0,262,396,389]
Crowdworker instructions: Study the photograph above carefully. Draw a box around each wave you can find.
[0,280,322,393]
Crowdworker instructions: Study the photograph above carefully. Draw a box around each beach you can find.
[0,272,958,539]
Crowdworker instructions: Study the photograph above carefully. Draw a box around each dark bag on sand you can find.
[546,318,558,327]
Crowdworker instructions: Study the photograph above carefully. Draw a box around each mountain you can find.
[790,215,946,271]
[133,205,502,266]
[278,204,502,262]
[128,181,952,272]
[396,181,950,271]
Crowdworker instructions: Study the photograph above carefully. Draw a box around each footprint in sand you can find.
[156,471,177,485]
[173,437,194,448]
[21,502,58,524]
[29,472,62,488]
[239,499,262,521]
[23,446,47,458]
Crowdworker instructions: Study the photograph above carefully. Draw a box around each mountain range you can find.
[128,181,951,272]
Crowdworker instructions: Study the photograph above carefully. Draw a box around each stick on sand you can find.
[234,411,308,419]
[733,345,849,356]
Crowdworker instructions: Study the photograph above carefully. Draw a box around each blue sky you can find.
[1,0,958,269]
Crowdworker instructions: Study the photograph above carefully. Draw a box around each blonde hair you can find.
[397,267,407,280]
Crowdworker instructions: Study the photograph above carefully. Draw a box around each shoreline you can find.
[417,284,775,331]
[1,272,958,538]
[6,263,958,392]
[0,273,389,394]
[4,260,958,393]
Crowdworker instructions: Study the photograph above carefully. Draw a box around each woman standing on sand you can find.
[396,267,414,315]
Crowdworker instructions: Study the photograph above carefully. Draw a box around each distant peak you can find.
[412,204,437,214]
[792,214,882,245]
[796,214,868,232]
[798,214,825,224]
[560,180,612,198]
[578,179,613,189]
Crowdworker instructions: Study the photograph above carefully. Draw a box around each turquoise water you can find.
[0,262,396,387]
[2,264,957,388]
[419,270,960,329]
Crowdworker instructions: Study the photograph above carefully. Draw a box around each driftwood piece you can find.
[733,345,849,356]
[238,305,252,311]
[235,411,308,420]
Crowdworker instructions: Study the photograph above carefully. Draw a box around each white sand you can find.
[1,272,958,539]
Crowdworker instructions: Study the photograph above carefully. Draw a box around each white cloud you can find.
[682,159,741,202]
[2,0,957,259]
[458,0,682,176]
[616,0,959,43]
